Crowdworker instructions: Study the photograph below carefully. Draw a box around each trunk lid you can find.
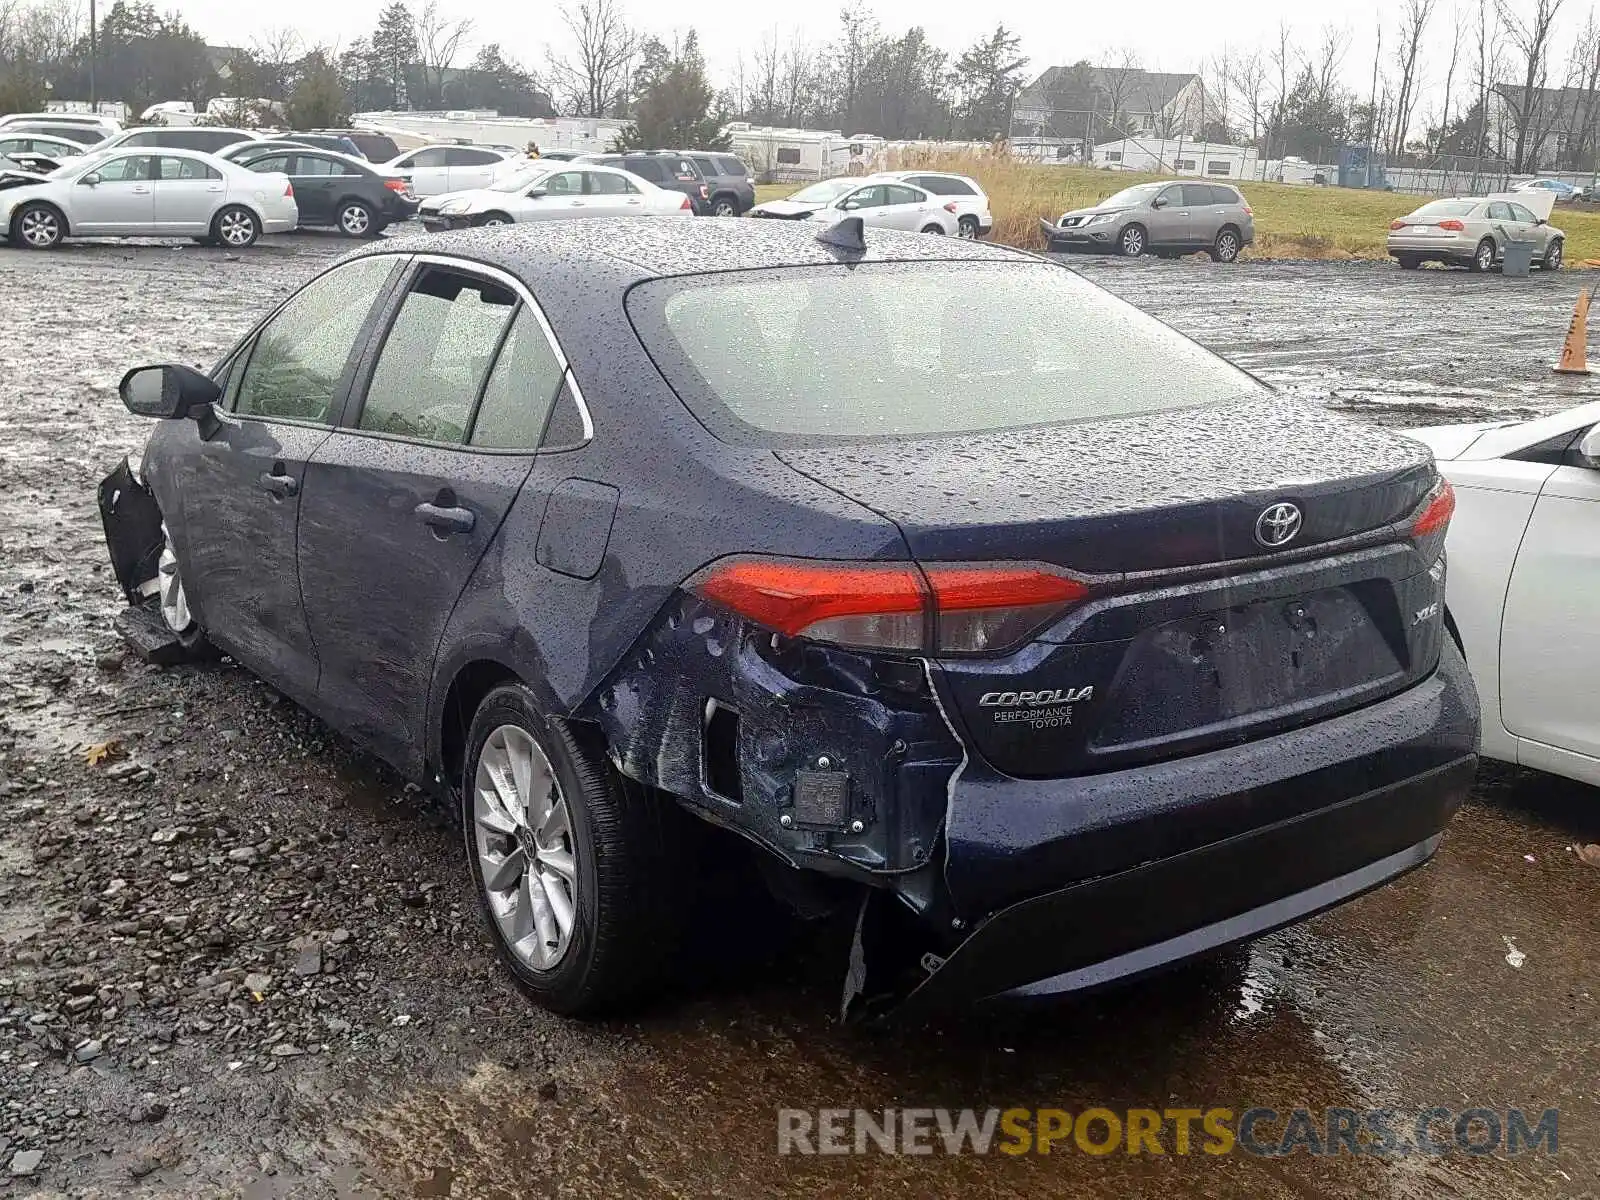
[778,396,1443,778]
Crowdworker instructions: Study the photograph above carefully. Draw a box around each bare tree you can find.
[250,28,304,104]
[1434,19,1465,152]
[1204,47,1234,135]
[1471,0,1505,157]
[1498,0,1566,170]
[1308,22,1351,106]
[417,1,473,108]
[749,28,781,124]
[1389,0,1438,156]
[833,6,878,129]
[781,29,811,126]
[1097,45,1142,133]
[1229,47,1269,145]
[1563,11,1600,168]
[547,0,638,118]
[1266,21,1295,157]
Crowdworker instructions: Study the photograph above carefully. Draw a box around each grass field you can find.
[755,155,1600,265]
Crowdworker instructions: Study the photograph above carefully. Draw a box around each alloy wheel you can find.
[1476,242,1494,271]
[20,208,59,248]
[219,210,256,246]
[713,199,737,217]
[957,218,978,239]
[472,724,579,971]
[1122,227,1144,255]
[481,216,508,226]
[1216,231,1239,262]
[340,205,371,236]
[157,523,193,634]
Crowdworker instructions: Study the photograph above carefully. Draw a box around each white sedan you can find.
[418,162,692,230]
[382,144,522,198]
[1408,403,1600,786]
[749,176,960,235]
[0,147,297,249]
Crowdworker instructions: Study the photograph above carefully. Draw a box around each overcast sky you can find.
[165,0,1504,123]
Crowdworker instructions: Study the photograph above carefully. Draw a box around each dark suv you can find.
[681,151,755,216]
[308,129,402,163]
[580,151,709,213]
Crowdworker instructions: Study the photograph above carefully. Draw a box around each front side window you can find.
[1488,201,1515,221]
[628,262,1264,447]
[1510,202,1538,222]
[624,158,665,181]
[543,171,584,196]
[89,155,153,182]
[360,269,515,443]
[470,307,566,449]
[118,131,157,147]
[235,257,397,424]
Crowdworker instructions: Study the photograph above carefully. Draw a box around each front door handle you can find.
[415,502,475,534]
[258,470,298,499]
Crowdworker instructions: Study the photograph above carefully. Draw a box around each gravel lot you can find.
[1,237,1598,1198]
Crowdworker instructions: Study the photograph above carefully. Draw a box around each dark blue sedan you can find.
[100,218,1479,1018]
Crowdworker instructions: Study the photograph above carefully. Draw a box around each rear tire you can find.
[920,223,945,234]
[710,194,740,217]
[337,199,376,238]
[462,686,690,1015]
[1470,237,1495,272]
[12,201,64,249]
[957,215,980,239]
[1544,238,1564,270]
[211,205,259,249]
[1210,226,1242,263]
[1118,223,1147,257]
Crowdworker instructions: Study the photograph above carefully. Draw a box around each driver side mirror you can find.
[1537,217,1548,225]
[1578,424,1600,469]
[79,172,100,187]
[1150,196,1167,209]
[120,364,221,427]
[527,186,548,198]
[840,198,860,210]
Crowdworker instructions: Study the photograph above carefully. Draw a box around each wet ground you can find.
[1,238,1599,1199]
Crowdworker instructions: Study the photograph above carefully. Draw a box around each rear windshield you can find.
[1410,199,1479,218]
[628,262,1263,446]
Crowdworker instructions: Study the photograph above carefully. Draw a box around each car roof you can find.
[341,214,1027,286]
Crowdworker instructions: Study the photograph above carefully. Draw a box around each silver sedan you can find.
[1387,197,1564,271]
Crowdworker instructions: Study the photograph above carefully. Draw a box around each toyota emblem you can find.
[1255,502,1303,549]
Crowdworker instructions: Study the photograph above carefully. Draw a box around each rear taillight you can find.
[383,178,407,193]
[699,184,709,199]
[284,183,294,197]
[1241,204,1253,215]
[944,201,958,213]
[680,195,692,210]
[1439,219,1465,231]
[1389,219,1406,230]
[1412,478,1456,537]
[688,558,1090,655]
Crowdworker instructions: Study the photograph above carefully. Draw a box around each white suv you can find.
[876,170,993,239]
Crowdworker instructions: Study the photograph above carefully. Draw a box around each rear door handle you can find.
[415,502,475,534]
[258,470,298,498]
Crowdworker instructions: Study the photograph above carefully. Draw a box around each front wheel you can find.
[337,200,375,238]
[154,522,212,655]
[1470,237,1496,273]
[463,685,688,1015]
[1210,227,1242,263]
[477,211,513,227]
[1118,223,1147,257]
[13,202,64,249]
[1544,238,1564,270]
[212,205,260,249]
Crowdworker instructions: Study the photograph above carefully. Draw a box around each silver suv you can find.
[1043,180,1255,262]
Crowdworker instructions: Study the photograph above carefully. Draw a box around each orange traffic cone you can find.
[1555,289,1593,374]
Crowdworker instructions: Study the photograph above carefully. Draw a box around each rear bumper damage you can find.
[589,590,1479,1018]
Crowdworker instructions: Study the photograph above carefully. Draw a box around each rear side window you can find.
[587,171,638,195]
[155,156,221,180]
[407,148,449,168]
[1181,183,1216,206]
[119,131,158,147]
[628,262,1263,446]
[296,155,353,175]
[885,184,923,205]
[918,175,977,196]
[692,155,719,176]
[715,156,747,176]
[470,308,566,449]
[447,147,500,166]
[624,157,664,181]
[235,257,397,424]
[242,154,291,174]
[361,269,515,443]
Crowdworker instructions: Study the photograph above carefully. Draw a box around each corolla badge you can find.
[1255,502,1303,549]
